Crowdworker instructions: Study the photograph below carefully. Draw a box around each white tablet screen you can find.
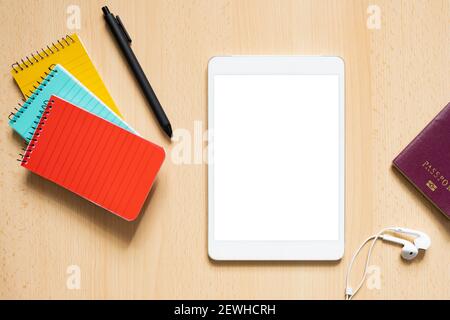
[213,74,340,241]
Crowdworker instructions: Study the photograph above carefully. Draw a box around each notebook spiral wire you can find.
[17,99,55,164]
[8,65,58,123]
[11,35,74,73]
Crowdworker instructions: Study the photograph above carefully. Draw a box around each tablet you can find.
[208,56,344,260]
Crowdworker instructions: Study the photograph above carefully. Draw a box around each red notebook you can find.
[20,95,165,221]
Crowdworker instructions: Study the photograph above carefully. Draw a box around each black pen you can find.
[102,6,173,138]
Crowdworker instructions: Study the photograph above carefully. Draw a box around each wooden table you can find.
[0,0,449,299]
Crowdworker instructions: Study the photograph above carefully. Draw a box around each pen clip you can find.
[115,15,132,44]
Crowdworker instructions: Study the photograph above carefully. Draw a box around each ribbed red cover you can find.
[21,95,165,221]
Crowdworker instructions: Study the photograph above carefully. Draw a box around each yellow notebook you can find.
[10,33,122,117]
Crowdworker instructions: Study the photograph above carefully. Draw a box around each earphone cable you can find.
[345,235,376,300]
[345,227,392,300]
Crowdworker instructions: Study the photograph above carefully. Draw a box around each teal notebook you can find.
[9,64,135,142]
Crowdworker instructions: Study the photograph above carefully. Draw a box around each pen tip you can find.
[164,123,173,139]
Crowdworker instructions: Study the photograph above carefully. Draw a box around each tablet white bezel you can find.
[208,56,345,260]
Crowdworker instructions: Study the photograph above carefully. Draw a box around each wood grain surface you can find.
[0,0,449,299]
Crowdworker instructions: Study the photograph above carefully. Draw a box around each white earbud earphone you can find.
[379,234,418,260]
[345,227,431,300]
[387,227,431,250]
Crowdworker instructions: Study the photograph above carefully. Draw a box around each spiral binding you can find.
[8,65,58,123]
[11,35,75,73]
[17,98,55,164]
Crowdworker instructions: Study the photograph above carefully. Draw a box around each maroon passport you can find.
[393,102,450,219]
